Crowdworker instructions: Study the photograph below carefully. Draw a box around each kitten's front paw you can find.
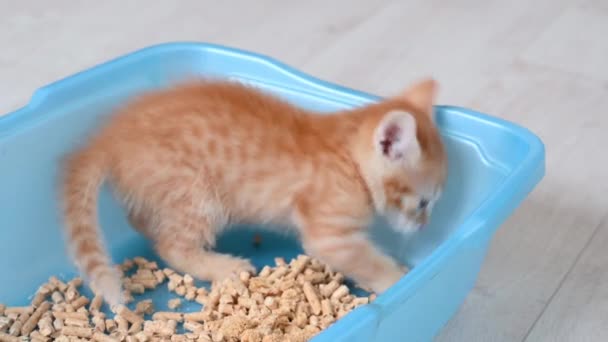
[233,258,256,274]
[211,256,256,281]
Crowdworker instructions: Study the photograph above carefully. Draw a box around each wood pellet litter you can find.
[0,255,375,341]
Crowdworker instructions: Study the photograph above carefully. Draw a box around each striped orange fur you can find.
[61,78,446,305]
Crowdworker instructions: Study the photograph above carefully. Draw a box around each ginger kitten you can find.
[61,78,447,306]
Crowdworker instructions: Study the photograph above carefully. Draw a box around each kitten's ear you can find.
[400,78,438,117]
[374,110,420,164]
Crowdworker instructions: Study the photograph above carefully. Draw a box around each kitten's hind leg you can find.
[154,214,255,282]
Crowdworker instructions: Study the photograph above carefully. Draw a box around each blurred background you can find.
[2,1,607,341]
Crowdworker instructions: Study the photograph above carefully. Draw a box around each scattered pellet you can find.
[31,290,49,308]
[287,255,310,279]
[9,310,30,336]
[65,285,78,303]
[294,312,308,328]
[218,303,234,315]
[68,278,83,288]
[168,281,178,292]
[105,319,116,333]
[239,272,251,285]
[319,315,336,329]
[128,320,142,334]
[135,300,154,316]
[154,270,166,284]
[219,294,233,305]
[321,299,333,316]
[0,332,20,342]
[121,259,134,271]
[52,318,64,331]
[262,297,277,310]
[62,326,93,338]
[4,307,31,316]
[133,277,158,290]
[304,272,327,284]
[267,266,288,282]
[183,274,195,287]
[30,330,49,342]
[125,283,145,294]
[240,328,262,342]
[183,312,207,323]
[183,321,204,333]
[170,335,187,342]
[340,294,354,305]
[258,266,271,278]
[133,257,148,268]
[211,331,224,342]
[64,317,89,327]
[124,336,138,342]
[52,311,88,321]
[109,330,124,341]
[134,331,149,341]
[92,331,118,342]
[49,277,67,292]
[92,314,105,332]
[185,287,197,301]
[330,285,349,302]
[144,319,176,337]
[0,316,13,333]
[37,314,54,336]
[195,295,207,305]
[70,296,89,310]
[168,298,182,310]
[352,297,369,306]
[168,274,183,285]
[90,295,103,313]
[333,272,345,283]
[320,280,340,298]
[21,301,51,335]
[251,293,264,305]
[151,311,183,323]
[272,257,286,267]
[309,315,319,327]
[115,315,128,334]
[336,308,349,319]
[175,286,187,297]
[114,305,143,325]
[51,291,64,304]
[302,282,322,315]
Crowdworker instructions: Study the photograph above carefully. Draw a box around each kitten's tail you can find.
[62,147,123,306]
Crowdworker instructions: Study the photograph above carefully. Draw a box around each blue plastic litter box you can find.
[0,42,545,341]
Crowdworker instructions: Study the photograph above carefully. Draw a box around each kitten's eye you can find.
[418,199,429,210]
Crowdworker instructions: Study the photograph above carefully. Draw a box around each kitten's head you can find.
[356,79,447,233]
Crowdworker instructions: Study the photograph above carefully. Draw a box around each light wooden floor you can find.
[2,1,607,341]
